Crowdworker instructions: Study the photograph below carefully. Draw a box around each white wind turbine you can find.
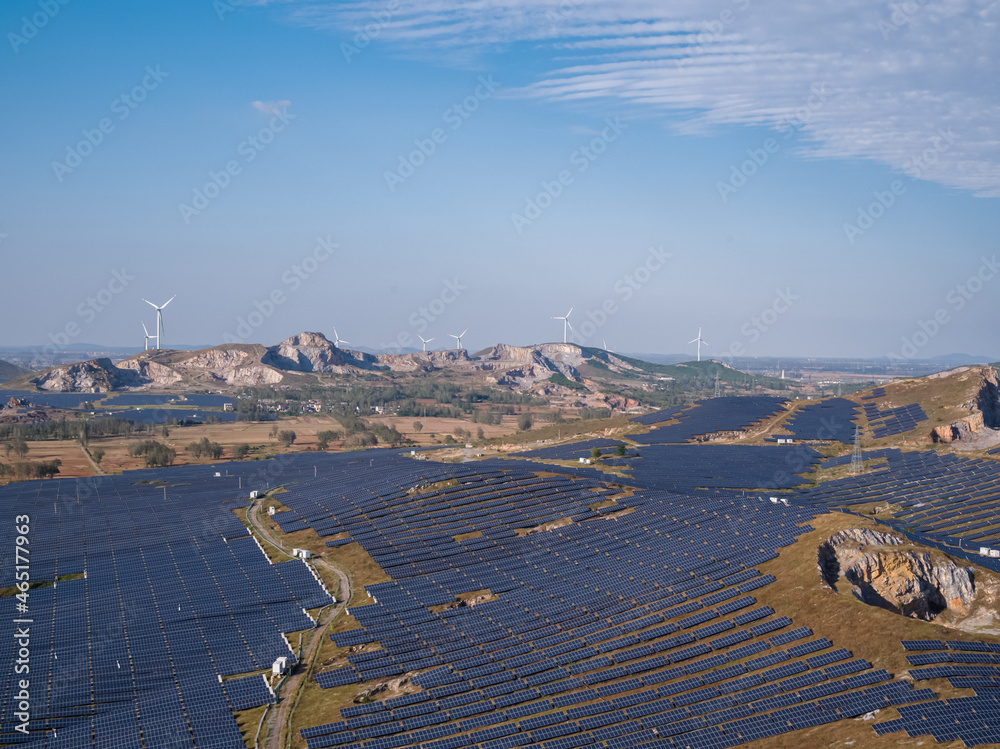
[141,295,175,349]
[688,326,708,362]
[449,329,468,350]
[418,335,435,352]
[141,322,154,351]
[551,307,574,344]
[333,327,350,347]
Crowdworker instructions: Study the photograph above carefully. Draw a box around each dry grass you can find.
[233,703,269,748]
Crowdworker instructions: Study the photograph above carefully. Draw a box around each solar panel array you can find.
[514,439,632,461]
[223,674,276,711]
[630,405,690,426]
[861,388,887,400]
[875,640,1000,745]
[800,448,1000,568]
[777,399,859,444]
[631,398,789,445]
[211,452,935,749]
[623,445,821,494]
[0,460,333,748]
[863,402,929,438]
[5,433,998,748]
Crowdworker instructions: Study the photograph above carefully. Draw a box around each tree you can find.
[614,443,627,457]
[128,440,175,467]
[277,430,297,447]
[413,421,424,433]
[316,430,341,451]
[232,443,251,460]
[187,437,224,460]
[476,427,485,441]
[270,424,279,439]
[160,425,170,438]
[591,447,601,460]
[6,435,28,460]
[92,448,105,467]
[517,414,533,431]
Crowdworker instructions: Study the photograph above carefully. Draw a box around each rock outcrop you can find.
[31,358,151,392]
[930,366,1000,442]
[819,528,975,621]
[932,412,986,443]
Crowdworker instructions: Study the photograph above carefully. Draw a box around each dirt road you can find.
[247,498,351,749]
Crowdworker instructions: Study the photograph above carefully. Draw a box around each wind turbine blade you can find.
[702,341,709,347]
[566,320,575,331]
[142,298,157,309]
[161,295,176,308]
[461,329,467,337]
[688,338,698,345]
[142,322,149,336]
[427,338,434,343]
[566,307,573,318]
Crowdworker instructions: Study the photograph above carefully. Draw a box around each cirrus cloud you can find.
[264,0,1000,196]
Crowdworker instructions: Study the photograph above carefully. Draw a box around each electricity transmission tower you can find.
[851,425,863,475]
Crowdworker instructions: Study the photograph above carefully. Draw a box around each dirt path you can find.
[79,444,106,475]
[247,499,351,749]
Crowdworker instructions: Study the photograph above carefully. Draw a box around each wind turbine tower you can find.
[551,307,574,344]
[141,296,175,350]
[688,326,708,362]
[449,329,468,350]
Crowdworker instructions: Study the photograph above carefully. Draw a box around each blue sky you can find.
[1,0,998,359]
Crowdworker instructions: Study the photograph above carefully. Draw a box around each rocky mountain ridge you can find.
[11,333,644,394]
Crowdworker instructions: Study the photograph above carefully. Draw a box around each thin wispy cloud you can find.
[251,99,292,116]
[263,0,999,196]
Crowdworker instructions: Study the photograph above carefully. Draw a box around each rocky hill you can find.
[7,333,670,394]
